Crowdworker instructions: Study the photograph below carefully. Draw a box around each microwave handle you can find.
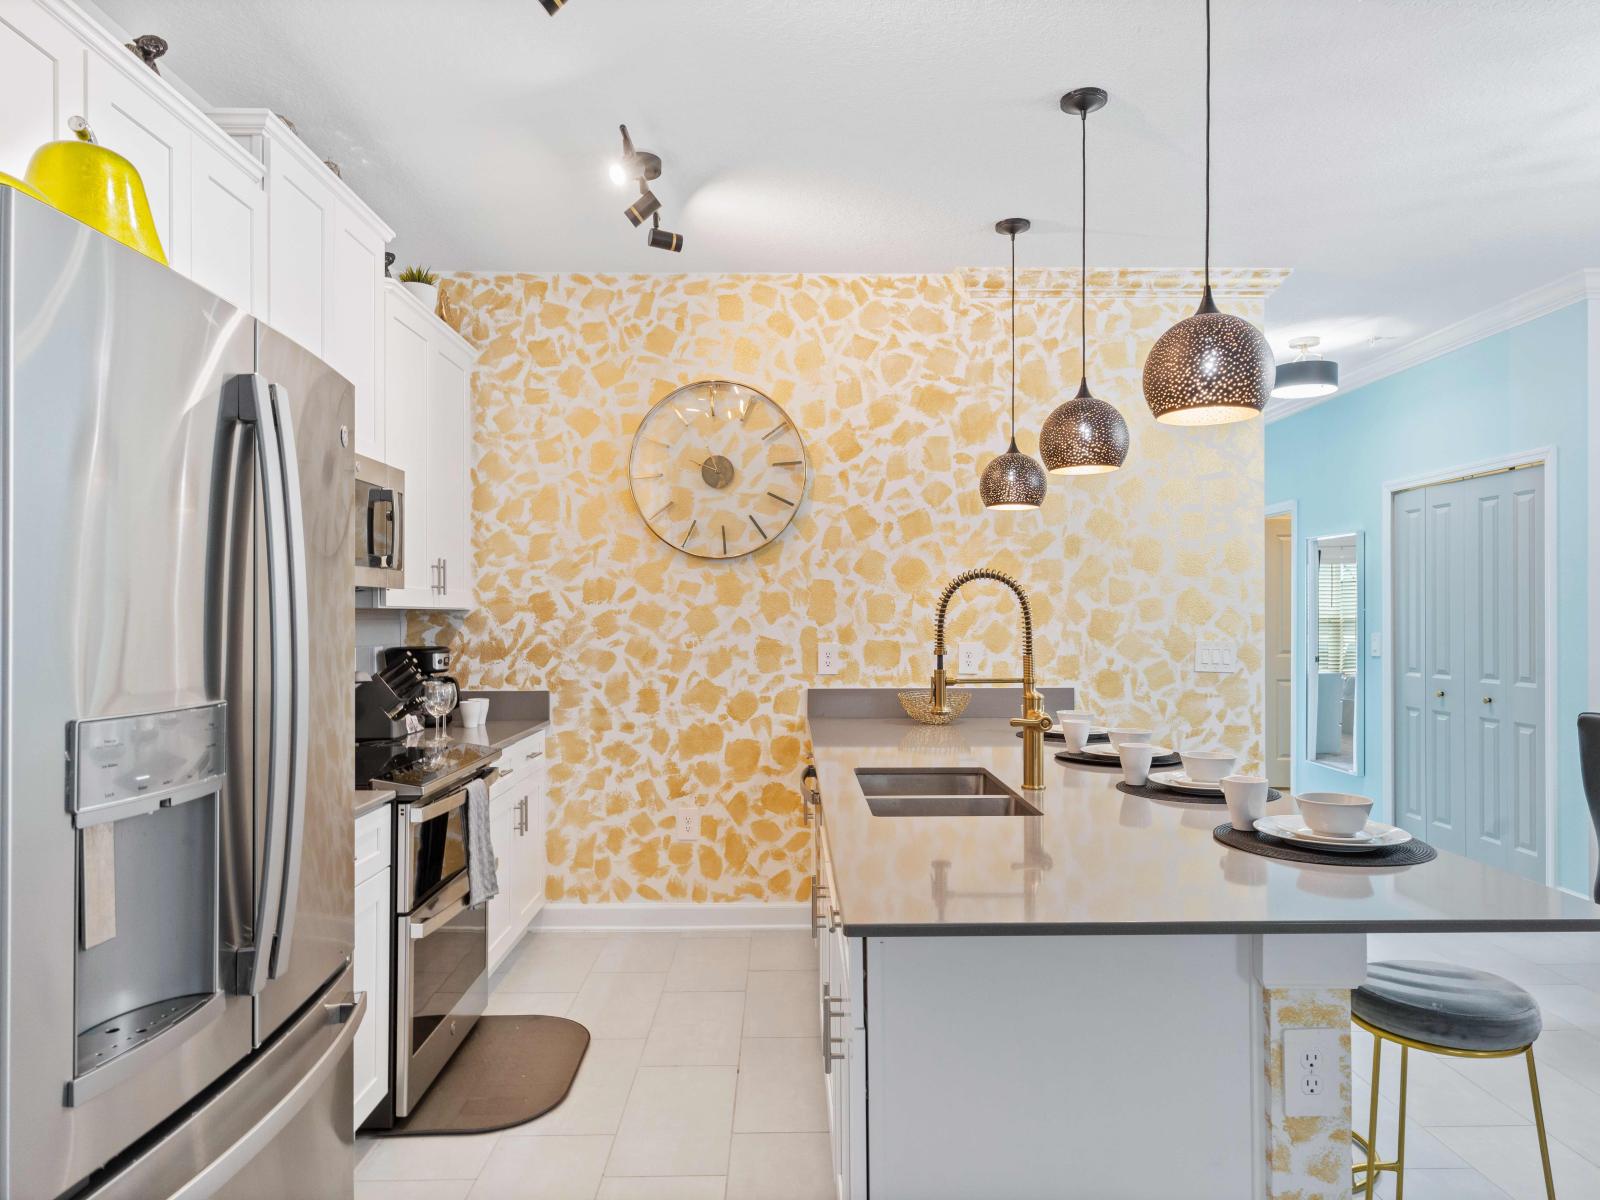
[388,484,404,572]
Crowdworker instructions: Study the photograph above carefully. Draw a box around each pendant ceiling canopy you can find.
[979,218,1047,511]
[1039,86,1129,476]
[1141,0,1273,425]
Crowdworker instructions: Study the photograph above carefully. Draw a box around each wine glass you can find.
[419,678,457,742]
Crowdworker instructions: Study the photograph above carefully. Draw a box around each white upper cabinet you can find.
[373,280,477,612]
[331,202,388,459]
[188,133,265,314]
[0,1,85,179]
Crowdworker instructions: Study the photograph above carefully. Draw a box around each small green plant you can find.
[397,265,438,285]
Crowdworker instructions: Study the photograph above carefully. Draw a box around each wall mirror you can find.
[1306,531,1362,774]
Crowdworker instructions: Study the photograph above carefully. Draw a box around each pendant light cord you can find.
[1009,228,1017,443]
[1080,106,1088,384]
[1203,0,1212,292]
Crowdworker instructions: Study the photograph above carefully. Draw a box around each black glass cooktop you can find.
[355,739,497,796]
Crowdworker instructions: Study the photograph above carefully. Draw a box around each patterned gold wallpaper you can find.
[415,267,1285,904]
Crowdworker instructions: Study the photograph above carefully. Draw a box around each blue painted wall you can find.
[1266,303,1591,893]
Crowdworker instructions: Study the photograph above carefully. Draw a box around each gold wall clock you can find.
[627,380,810,559]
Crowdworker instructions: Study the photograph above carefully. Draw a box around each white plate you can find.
[1075,742,1122,758]
[1148,770,1223,795]
[1253,815,1412,853]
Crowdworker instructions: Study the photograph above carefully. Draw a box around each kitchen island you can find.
[806,699,1600,1200]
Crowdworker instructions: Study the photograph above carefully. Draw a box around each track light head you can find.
[537,0,566,15]
[624,188,661,228]
[647,226,683,253]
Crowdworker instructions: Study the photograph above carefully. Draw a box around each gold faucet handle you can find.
[1010,713,1052,733]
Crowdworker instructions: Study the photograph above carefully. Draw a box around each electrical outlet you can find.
[817,642,842,676]
[1370,632,1382,658]
[1283,1028,1343,1117]
[673,805,699,842]
[957,644,984,675]
[1194,641,1238,674]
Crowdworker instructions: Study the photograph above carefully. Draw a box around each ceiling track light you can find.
[1272,336,1339,399]
[648,213,683,253]
[1040,86,1129,476]
[978,218,1048,512]
[1141,0,1274,425]
[537,0,567,14]
[624,187,661,227]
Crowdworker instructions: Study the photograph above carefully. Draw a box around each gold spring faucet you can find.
[929,569,1050,790]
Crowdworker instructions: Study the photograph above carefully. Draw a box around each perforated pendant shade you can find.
[1040,381,1129,474]
[1143,289,1274,425]
[980,438,1049,509]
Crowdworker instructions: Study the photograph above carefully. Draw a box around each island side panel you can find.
[864,934,1261,1199]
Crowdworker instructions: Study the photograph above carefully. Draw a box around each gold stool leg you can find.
[1394,1044,1409,1200]
[1365,1032,1382,1199]
[1526,1048,1556,1199]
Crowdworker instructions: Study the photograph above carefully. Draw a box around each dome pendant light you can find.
[979,218,1048,511]
[1040,87,1130,475]
[1142,0,1273,425]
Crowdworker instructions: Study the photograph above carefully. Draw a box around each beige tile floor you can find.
[356,929,831,1200]
[1354,931,1600,1199]
[358,927,1600,1199]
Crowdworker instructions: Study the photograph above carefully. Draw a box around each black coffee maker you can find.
[355,645,460,740]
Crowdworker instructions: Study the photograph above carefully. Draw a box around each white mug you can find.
[1118,742,1159,787]
[1059,719,1092,752]
[458,697,490,727]
[1221,774,1269,832]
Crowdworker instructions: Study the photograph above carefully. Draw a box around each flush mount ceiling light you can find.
[979,218,1048,512]
[1272,336,1339,399]
[1040,87,1129,476]
[1142,0,1273,426]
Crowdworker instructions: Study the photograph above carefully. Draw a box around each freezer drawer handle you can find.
[164,991,367,1200]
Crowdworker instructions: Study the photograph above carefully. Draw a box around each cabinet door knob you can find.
[1434,690,1446,698]
[1482,696,1493,704]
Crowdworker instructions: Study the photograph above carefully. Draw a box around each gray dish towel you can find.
[466,777,499,906]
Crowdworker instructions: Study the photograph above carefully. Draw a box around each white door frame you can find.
[1265,501,1297,793]
[1381,446,1558,885]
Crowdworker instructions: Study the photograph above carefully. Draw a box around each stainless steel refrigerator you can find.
[0,190,361,1198]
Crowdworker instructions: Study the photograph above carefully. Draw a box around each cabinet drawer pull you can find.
[821,982,846,1074]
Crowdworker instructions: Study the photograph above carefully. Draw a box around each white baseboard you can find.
[531,900,809,933]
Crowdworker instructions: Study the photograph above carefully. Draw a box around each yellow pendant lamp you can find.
[24,117,167,265]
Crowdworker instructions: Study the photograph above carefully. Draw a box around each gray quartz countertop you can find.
[353,787,396,820]
[808,714,1600,937]
[445,717,549,752]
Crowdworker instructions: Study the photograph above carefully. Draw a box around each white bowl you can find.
[1108,727,1151,750]
[1295,791,1374,836]
[1179,749,1236,784]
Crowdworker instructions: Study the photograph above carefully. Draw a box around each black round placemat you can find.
[1117,781,1283,805]
[1056,748,1180,769]
[1213,824,1438,867]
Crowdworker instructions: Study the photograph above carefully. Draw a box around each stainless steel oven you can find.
[391,767,496,1118]
[354,454,405,588]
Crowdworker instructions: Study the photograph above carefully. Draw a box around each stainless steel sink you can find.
[853,767,1040,817]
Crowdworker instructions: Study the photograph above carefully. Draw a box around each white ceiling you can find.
[96,0,1600,383]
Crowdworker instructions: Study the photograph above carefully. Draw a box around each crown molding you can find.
[1266,269,1600,424]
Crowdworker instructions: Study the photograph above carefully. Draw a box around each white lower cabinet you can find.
[352,806,392,1128]
[486,732,548,975]
[815,816,866,1200]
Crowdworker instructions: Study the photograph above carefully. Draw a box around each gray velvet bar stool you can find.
[1351,960,1554,1198]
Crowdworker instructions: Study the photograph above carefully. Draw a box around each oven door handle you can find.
[409,873,472,939]
[406,768,501,825]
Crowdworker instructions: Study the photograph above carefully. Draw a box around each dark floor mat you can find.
[381,1015,591,1136]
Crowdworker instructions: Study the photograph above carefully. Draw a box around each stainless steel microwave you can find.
[354,455,405,588]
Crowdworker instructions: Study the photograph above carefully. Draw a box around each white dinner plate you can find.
[1147,770,1223,795]
[1075,742,1122,758]
[1253,815,1412,853]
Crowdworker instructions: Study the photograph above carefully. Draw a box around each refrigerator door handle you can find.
[233,374,293,998]
[266,382,311,981]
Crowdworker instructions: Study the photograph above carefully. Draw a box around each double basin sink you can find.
[854,767,1040,818]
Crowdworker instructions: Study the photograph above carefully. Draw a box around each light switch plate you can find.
[1283,1028,1344,1117]
[817,642,842,676]
[957,644,984,675]
[673,805,698,842]
[1194,641,1238,674]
